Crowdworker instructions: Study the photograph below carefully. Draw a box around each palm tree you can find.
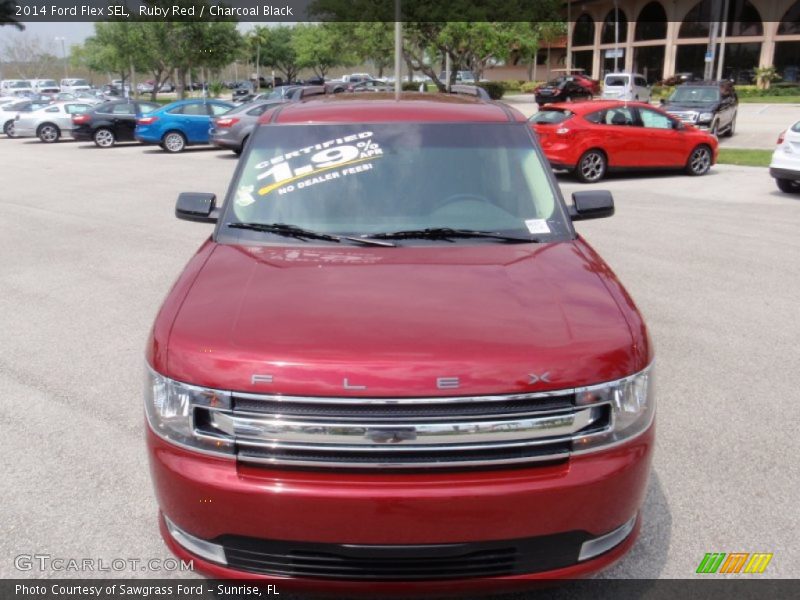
[1,1,25,30]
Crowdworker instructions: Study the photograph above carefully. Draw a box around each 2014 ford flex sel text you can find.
[145,93,654,594]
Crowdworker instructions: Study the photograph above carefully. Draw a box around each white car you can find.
[1,79,34,95]
[13,101,92,142]
[60,78,92,94]
[0,98,52,136]
[31,79,60,94]
[602,73,651,102]
[770,121,800,193]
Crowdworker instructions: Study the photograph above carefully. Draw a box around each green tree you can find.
[248,25,300,84]
[76,22,145,92]
[349,22,394,79]
[294,23,354,79]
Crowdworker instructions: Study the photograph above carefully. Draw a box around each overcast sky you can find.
[1,21,260,51]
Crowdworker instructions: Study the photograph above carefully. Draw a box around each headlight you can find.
[572,364,654,453]
[144,366,234,456]
[698,112,713,123]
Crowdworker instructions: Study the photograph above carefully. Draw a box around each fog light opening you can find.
[164,515,227,565]
[578,514,637,562]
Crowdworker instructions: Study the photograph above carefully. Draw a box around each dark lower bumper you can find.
[770,167,800,181]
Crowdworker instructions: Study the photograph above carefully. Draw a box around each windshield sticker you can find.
[254,131,383,197]
[525,219,551,234]
[235,185,256,207]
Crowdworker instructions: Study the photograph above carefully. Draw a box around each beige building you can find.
[567,0,800,83]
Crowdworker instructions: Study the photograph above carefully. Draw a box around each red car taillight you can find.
[555,126,574,138]
[138,116,158,125]
[72,114,90,124]
[215,117,239,128]
[777,130,786,145]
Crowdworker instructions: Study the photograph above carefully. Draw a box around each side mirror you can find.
[569,190,614,221]
[175,192,218,223]
[659,98,665,105]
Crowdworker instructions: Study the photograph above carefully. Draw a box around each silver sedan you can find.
[209,99,286,155]
[14,102,93,143]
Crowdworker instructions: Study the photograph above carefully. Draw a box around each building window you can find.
[635,2,667,41]
[572,50,594,75]
[573,14,595,47]
[775,42,800,82]
[725,1,763,37]
[721,43,761,84]
[778,1,800,35]
[601,8,628,45]
[679,0,763,39]
[676,44,713,79]
[633,46,665,83]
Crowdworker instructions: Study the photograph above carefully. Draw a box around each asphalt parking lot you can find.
[1,133,798,586]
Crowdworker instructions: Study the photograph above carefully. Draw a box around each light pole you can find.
[55,37,68,79]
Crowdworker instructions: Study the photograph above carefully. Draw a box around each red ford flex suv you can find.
[145,91,654,593]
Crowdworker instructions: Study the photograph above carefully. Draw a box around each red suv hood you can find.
[158,241,645,396]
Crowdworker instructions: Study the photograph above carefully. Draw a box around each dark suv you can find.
[661,80,738,137]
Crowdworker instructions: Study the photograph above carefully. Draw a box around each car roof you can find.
[536,100,656,114]
[258,93,525,124]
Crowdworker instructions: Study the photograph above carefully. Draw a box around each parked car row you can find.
[3,88,795,195]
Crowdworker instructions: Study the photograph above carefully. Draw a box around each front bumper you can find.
[147,421,654,589]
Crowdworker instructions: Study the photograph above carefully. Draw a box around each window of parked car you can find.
[246,104,274,117]
[605,76,628,87]
[112,103,136,115]
[530,109,573,124]
[603,107,636,126]
[65,104,90,114]
[139,103,159,114]
[635,76,648,87]
[670,87,720,103]
[186,103,209,116]
[209,104,231,116]
[639,108,674,129]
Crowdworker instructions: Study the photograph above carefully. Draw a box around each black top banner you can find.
[6,0,566,23]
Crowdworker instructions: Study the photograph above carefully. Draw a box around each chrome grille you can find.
[666,110,698,123]
[193,390,611,470]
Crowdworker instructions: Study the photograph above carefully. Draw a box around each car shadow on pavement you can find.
[215,153,239,160]
[554,169,721,184]
[75,143,147,150]
[141,147,223,155]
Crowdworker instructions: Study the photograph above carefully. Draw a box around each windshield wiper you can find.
[227,222,396,247]
[362,227,536,243]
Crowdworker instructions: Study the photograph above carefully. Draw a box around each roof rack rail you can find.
[448,84,490,101]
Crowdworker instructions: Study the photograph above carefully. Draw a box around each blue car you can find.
[134,99,234,152]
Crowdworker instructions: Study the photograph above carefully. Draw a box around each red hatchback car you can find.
[531,100,719,182]
[145,92,654,593]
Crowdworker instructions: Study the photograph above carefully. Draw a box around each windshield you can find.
[69,79,89,87]
[669,86,720,103]
[220,123,569,245]
[605,75,629,87]
[40,80,57,87]
[10,82,29,89]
